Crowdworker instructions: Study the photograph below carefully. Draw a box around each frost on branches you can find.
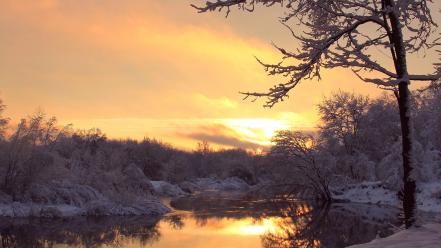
[194,0,441,228]
[193,0,440,104]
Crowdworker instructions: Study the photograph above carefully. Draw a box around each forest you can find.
[3,0,441,247]
[1,88,440,218]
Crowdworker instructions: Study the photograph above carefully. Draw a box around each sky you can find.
[0,0,439,151]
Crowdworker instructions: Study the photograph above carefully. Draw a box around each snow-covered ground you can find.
[0,164,171,218]
[348,224,441,248]
[151,181,188,197]
[0,181,170,218]
[152,177,251,198]
[334,181,441,247]
[0,199,169,218]
[178,177,250,194]
[0,176,252,217]
[333,181,441,213]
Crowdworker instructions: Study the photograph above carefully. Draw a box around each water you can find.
[0,196,401,248]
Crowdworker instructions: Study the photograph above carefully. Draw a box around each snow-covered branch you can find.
[194,0,441,107]
[242,17,389,107]
[191,0,282,16]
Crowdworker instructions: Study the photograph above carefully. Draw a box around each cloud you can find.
[0,0,281,121]
[59,117,271,150]
[0,0,390,151]
[193,94,238,109]
[177,123,263,150]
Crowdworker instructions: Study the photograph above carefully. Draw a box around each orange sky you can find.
[1,0,439,151]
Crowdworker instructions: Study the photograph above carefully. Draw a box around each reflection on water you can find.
[0,216,161,248]
[260,202,399,248]
[0,196,401,248]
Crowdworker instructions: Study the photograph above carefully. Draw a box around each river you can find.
[0,195,401,248]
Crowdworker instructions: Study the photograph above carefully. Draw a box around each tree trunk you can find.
[383,0,417,228]
[397,81,417,228]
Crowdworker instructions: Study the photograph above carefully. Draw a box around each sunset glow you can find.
[229,218,280,235]
[159,216,281,237]
[2,1,441,247]
[1,0,431,150]
[225,119,290,143]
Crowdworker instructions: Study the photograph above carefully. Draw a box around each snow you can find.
[0,171,171,218]
[153,177,252,197]
[416,182,441,213]
[333,181,400,206]
[0,200,170,218]
[151,181,188,197]
[29,181,107,206]
[0,176,253,217]
[179,181,201,193]
[347,224,441,248]
[0,176,253,218]
[191,177,250,192]
[333,181,441,213]
[176,177,251,195]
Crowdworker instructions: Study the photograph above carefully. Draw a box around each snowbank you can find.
[333,181,399,206]
[0,199,169,218]
[179,177,250,193]
[0,165,171,218]
[151,181,187,197]
[333,181,441,213]
[29,181,107,206]
[0,176,252,217]
[416,182,441,213]
[347,224,441,248]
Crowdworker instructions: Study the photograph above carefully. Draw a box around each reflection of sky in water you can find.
[138,215,281,248]
[0,198,403,248]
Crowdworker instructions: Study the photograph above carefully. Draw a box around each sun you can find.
[224,118,291,146]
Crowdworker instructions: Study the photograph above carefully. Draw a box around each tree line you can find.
[1,88,440,207]
[268,89,441,202]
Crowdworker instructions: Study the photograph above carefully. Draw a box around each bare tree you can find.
[196,140,212,155]
[318,92,371,180]
[270,130,332,200]
[318,91,370,156]
[0,99,9,140]
[193,0,441,227]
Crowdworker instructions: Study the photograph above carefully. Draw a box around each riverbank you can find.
[333,181,441,213]
[0,195,403,248]
[348,223,441,248]
[0,199,169,218]
[336,182,441,247]
[0,176,250,218]
[0,164,170,218]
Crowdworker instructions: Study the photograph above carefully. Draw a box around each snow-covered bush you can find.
[318,91,370,156]
[151,181,187,197]
[0,98,262,217]
[269,130,332,200]
[375,141,403,191]
[266,90,441,200]
[0,113,60,199]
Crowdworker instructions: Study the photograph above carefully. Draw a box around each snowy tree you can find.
[359,94,400,161]
[270,130,332,200]
[193,0,441,227]
[414,88,441,149]
[318,91,370,156]
[1,112,58,199]
[0,99,9,140]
